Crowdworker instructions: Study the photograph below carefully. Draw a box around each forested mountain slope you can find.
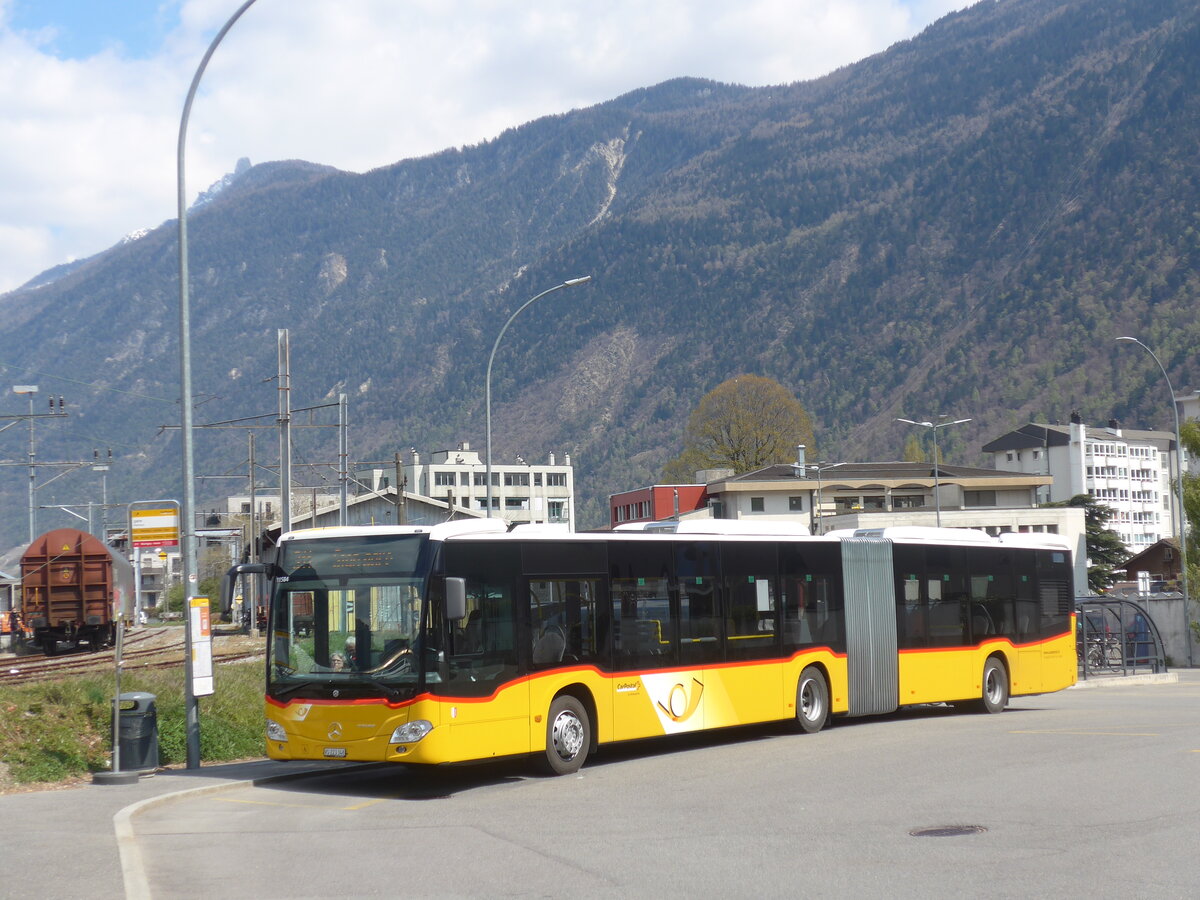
[0,0,1196,542]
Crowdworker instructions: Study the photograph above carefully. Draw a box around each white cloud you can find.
[0,0,966,294]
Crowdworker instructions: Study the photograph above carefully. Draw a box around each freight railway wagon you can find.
[20,528,135,655]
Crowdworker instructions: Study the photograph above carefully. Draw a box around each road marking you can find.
[214,794,390,811]
[1010,729,1160,736]
[216,796,335,809]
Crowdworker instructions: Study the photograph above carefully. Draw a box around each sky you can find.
[0,0,969,295]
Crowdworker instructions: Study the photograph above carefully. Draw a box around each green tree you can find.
[1048,494,1128,593]
[1181,420,1199,638]
[662,375,814,482]
[164,577,222,615]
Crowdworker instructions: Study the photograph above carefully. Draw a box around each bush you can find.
[0,660,264,786]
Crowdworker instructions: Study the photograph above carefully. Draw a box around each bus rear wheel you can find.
[795,666,829,734]
[978,658,1009,714]
[540,695,590,776]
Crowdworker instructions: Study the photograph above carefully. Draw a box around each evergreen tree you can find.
[1049,494,1128,593]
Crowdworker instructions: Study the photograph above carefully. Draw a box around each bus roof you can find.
[279,520,1070,554]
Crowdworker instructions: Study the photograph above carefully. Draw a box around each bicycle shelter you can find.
[1076,598,1167,678]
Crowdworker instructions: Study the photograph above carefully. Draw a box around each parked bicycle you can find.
[1082,635,1123,673]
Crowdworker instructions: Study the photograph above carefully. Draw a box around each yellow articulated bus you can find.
[225,519,1076,775]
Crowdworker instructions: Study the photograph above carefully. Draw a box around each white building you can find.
[358,442,576,529]
[224,495,281,520]
[688,459,1086,590]
[982,416,1182,553]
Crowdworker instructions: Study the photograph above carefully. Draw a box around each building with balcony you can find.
[981,416,1181,553]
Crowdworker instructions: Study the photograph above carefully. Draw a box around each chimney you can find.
[1070,410,1082,425]
[564,454,571,467]
[1107,418,1121,437]
[549,451,556,466]
[796,444,807,468]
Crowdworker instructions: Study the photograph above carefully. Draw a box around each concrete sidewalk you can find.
[0,759,371,899]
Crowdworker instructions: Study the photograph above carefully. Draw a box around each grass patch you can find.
[0,661,265,787]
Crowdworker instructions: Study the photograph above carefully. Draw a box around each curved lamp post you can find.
[485,276,592,517]
[1116,336,1192,667]
[177,0,261,770]
[897,416,971,527]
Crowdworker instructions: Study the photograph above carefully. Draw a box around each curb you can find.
[113,762,386,899]
[1069,672,1179,689]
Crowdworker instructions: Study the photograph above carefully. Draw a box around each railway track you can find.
[1,629,263,686]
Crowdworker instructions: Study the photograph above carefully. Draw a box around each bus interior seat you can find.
[532,625,566,665]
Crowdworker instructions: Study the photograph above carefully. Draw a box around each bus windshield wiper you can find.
[269,678,314,701]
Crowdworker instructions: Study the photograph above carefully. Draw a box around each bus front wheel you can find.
[795,666,829,734]
[540,695,590,776]
[978,658,1009,714]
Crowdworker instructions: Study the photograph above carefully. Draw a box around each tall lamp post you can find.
[1116,336,1192,667]
[177,0,261,770]
[485,276,592,517]
[897,416,971,527]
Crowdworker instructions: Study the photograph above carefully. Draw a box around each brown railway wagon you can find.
[20,527,135,656]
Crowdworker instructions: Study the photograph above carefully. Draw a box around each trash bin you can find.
[114,692,158,773]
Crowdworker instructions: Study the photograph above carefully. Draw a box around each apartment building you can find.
[359,442,575,529]
[982,415,1181,552]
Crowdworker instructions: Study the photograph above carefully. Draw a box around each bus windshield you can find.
[267,533,432,701]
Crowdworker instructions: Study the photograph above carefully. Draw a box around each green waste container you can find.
[114,692,158,773]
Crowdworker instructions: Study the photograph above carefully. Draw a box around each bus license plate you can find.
[323,747,347,758]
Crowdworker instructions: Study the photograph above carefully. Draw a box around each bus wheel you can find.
[795,666,829,734]
[540,695,590,776]
[978,658,1009,714]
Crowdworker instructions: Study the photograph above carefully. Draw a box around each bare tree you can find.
[662,375,814,481]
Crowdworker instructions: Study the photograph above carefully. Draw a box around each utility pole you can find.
[249,432,260,637]
[338,393,349,526]
[3,386,68,543]
[278,329,292,536]
[394,451,407,525]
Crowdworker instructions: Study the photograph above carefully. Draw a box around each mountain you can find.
[1,0,1198,550]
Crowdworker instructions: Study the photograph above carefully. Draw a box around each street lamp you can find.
[1116,336,1192,667]
[790,450,846,534]
[485,276,592,517]
[897,416,972,527]
[176,0,260,770]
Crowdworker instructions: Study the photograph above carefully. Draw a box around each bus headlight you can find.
[266,720,288,742]
[390,720,432,744]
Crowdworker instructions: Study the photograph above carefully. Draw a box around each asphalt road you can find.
[3,673,1197,899]
[127,674,1200,899]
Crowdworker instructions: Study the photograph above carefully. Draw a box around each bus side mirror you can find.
[445,577,467,620]
[222,563,269,619]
